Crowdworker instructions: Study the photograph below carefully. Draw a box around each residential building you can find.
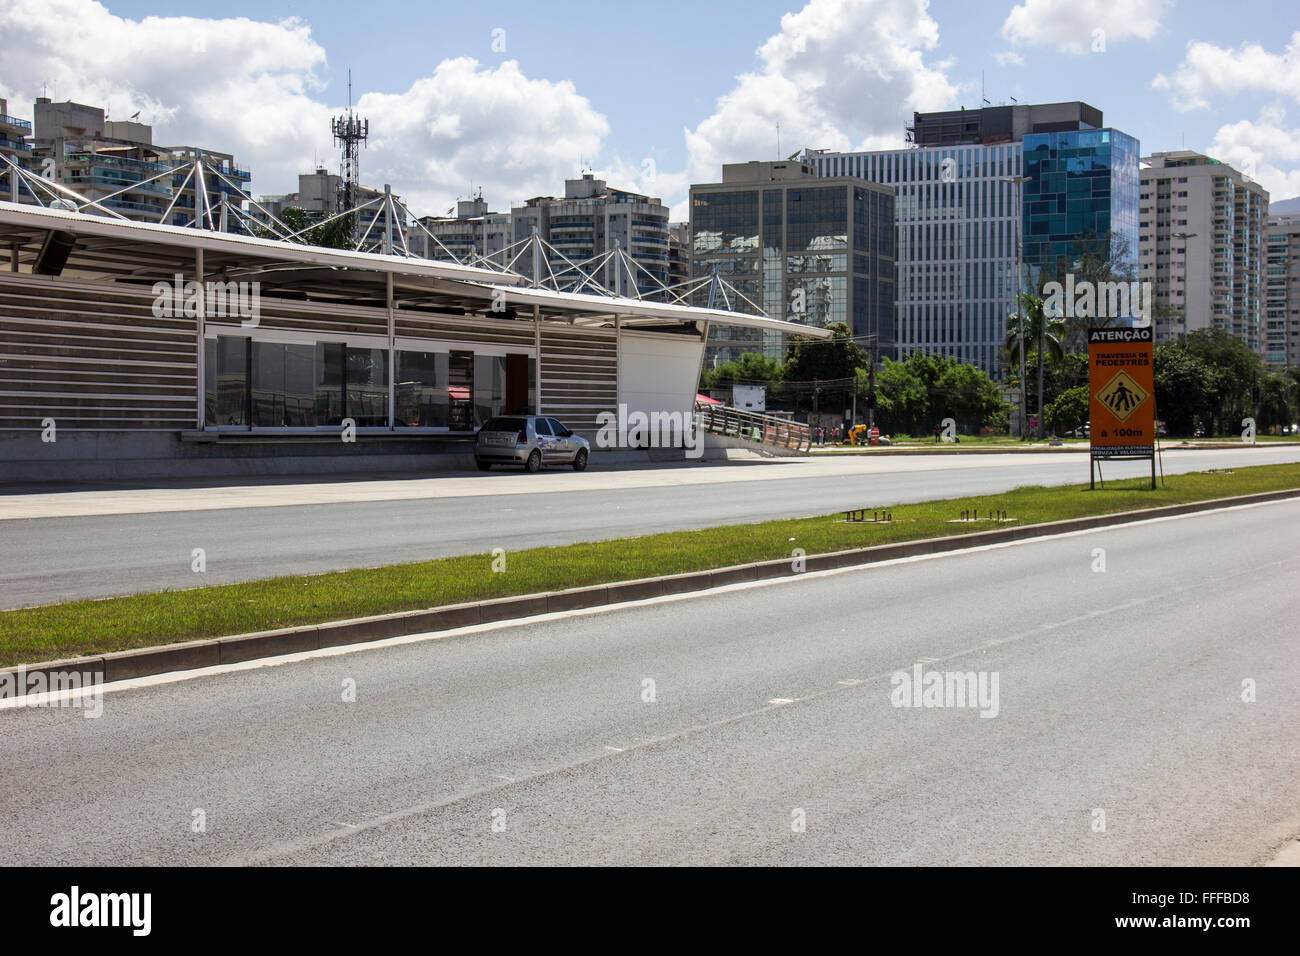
[260,167,406,251]
[28,98,251,228]
[1139,150,1269,352]
[0,98,36,204]
[409,195,513,267]
[668,222,690,289]
[1265,213,1300,367]
[512,174,670,298]
[32,99,172,222]
[690,159,895,364]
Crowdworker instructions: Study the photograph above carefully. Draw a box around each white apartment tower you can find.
[1264,214,1300,367]
[1139,151,1268,351]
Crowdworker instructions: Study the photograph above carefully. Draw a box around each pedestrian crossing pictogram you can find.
[1095,370,1148,423]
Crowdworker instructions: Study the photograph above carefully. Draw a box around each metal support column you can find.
[383,184,393,256]
[195,247,205,429]
[387,271,395,430]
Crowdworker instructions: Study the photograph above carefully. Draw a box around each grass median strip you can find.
[3,462,1299,667]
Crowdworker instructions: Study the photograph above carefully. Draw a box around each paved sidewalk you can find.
[0,453,1069,521]
[3,445,1299,522]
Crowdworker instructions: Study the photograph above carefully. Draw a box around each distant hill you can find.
[1269,196,1300,215]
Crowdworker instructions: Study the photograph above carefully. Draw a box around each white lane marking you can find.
[767,698,795,706]
[837,679,863,687]
[7,496,1297,710]
[603,746,624,752]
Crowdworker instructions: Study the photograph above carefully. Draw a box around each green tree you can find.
[1044,351,1089,409]
[784,322,864,381]
[871,352,1007,436]
[1153,342,1213,437]
[1257,370,1294,431]
[700,352,784,390]
[1183,329,1262,434]
[1005,293,1065,433]
[256,206,356,250]
[784,322,864,413]
[1045,385,1089,436]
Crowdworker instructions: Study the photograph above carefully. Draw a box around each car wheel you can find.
[476,459,492,471]
[572,448,589,472]
[525,449,542,473]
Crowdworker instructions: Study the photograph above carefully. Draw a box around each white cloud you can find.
[1001,0,1166,55]
[0,0,611,217]
[683,0,957,183]
[356,58,608,215]
[1206,108,1300,202]
[1152,33,1300,112]
[0,0,332,192]
[994,51,1025,67]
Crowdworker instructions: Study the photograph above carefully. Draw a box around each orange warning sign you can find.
[1089,327,1154,459]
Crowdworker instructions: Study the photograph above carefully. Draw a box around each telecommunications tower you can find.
[331,70,369,212]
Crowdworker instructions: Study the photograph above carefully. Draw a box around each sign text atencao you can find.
[1088,327,1155,489]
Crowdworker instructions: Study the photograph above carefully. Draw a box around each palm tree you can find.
[1004,293,1065,368]
[1005,293,1065,436]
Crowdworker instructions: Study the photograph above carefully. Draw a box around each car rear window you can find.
[482,417,527,432]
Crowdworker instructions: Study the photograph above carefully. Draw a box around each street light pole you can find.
[1002,175,1031,439]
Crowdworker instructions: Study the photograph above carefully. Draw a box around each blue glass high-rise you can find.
[1021,128,1140,316]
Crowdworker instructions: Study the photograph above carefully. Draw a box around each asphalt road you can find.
[2,445,1299,607]
[1,498,1297,865]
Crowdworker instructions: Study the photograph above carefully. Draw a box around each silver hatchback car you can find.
[475,415,591,472]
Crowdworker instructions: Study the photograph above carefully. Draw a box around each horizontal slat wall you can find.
[0,274,198,430]
[252,297,387,339]
[0,275,622,434]
[395,310,536,349]
[539,324,617,433]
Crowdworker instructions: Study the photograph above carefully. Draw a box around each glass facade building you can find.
[1021,128,1140,293]
[810,144,1023,377]
[690,163,894,363]
[808,125,1140,376]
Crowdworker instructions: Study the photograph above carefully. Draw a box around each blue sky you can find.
[3,0,1298,216]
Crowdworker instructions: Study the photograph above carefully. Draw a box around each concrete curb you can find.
[4,487,1298,688]
[811,442,1270,456]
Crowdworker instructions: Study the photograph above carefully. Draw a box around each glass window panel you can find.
[448,350,474,430]
[473,354,507,427]
[345,347,389,427]
[204,335,247,427]
[396,350,449,427]
[315,342,345,425]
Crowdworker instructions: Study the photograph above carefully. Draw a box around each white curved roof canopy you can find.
[0,200,833,338]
